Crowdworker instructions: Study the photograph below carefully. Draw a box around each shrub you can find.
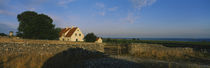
[84,33,97,42]
[0,33,7,36]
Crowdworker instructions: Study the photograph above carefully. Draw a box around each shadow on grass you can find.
[42,48,142,68]
[0,61,3,68]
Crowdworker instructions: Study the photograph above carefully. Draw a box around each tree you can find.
[0,33,7,36]
[17,11,59,40]
[48,27,61,40]
[84,33,97,42]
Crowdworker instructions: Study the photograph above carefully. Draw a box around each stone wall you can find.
[128,43,195,59]
[0,43,104,68]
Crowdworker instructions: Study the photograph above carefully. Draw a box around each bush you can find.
[0,33,7,36]
[84,33,97,42]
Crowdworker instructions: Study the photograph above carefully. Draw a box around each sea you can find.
[113,38,210,42]
[140,38,210,42]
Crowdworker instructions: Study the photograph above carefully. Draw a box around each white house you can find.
[9,31,13,37]
[95,37,103,43]
[59,26,84,42]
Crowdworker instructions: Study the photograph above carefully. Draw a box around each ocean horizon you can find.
[108,38,210,42]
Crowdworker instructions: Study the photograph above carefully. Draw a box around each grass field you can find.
[129,43,210,63]
[103,38,210,49]
[1,37,210,68]
[103,38,210,66]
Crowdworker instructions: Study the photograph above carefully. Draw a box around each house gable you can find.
[59,27,84,41]
[59,28,71,37]
[66,27,77,37]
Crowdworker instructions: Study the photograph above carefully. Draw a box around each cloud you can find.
[96,2,105,8]
[18,0,48,8]
[48,14,67,27]
[28,8,36,11]
[119,0,156,23]
[21,0,49,11]
[119,13,138,23]
[125,13,138,23]
[48,14,76,28]
[58,0,75,8]
[3,22,18,29]
[95,3,118,16]
[0,0,12,14]
[0,0,9,8]
[131,0,156,10]
[108,6,118,11]
[0,10,16,16]
[95,2,106,16]
[99,12,105,16]
[0,0,48,16]
[0,22,18,33]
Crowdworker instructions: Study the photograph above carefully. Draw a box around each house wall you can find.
[95,38,103,43]
[70,28,84,42]
[59,37,71,41]
[59,28,84,42]
[9,32,13,36]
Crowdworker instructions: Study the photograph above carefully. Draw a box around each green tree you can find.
[0,33,7,36]
[84,33,97,42]
[17,11,58,40]
[48,27,61,40]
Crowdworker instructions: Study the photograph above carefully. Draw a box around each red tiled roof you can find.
[59,28,71,37]
[96,37,100,41]
[66,27,78,37]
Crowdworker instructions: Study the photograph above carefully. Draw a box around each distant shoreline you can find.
[105,38,210,42]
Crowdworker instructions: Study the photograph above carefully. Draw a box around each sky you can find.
[0,0,210,38]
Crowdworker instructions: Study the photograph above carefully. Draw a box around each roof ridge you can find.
[65,27,78,37]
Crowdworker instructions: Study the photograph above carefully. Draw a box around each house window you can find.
[75,33,77,36]
[79,34,81,36]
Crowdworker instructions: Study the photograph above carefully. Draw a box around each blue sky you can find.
[0,0,210,38]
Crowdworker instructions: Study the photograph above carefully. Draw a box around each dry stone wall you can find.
[0,42,104,68]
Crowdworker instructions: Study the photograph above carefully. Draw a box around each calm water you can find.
[140,38,210,42]
[112,38,210,42]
